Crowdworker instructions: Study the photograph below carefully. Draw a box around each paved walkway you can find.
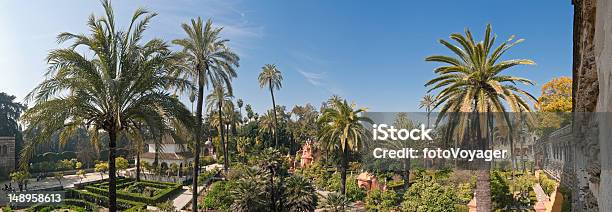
[0,172,107,192]
[533,183,550,203]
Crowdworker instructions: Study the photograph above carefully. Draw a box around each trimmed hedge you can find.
[84,180,182,205]
[27,199,99,212]
[66,188,145,211]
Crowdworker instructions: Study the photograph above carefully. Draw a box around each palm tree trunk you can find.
[219,103,228,173]
[136,152,141,182]
[108,129,118,212]
[473,100,491,212]
[269,81,279,148]
[192,80,204,212]
[340,139,348,195]
[403,157,410,190]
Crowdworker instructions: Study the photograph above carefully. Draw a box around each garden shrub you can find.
[365,189,399,211]
[538,173,558,196]
[402,177,457,211]
[201,181,236,210]
[345,175,366,202]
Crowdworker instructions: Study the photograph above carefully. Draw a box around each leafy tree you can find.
[537,76,572,112]
[20,1,192,211]
[115,157,129,176]
[0,92,25,136]
[53,172,64,186]
[95,162,109,180]
[258,64,283,148]
[173,17,239,212]
[318,97,372,195]
[425,24,535,211]
[77,170,87,183]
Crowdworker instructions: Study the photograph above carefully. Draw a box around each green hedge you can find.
[66,188,145,211]
[84,181,182,205]
[27,199,99,212]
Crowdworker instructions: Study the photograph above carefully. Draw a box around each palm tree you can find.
[258,110,277,148]
[323,192,349,212]
[206,85,233,173]
[231,166,269,211]
[419,94,436,128]
[284,175,318,212]
[237,98,244,123]
[20,1,192,211]
[318,98,372,195]
[425,24,535,211]
[173,17,239,211]
[258,64,283,148]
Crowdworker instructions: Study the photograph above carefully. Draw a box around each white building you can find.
[137,134,194,170]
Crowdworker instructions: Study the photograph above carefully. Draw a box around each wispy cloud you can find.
[297,69,324,86]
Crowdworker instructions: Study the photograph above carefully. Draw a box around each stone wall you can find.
[0,137,16,175]
[572,0,612,211]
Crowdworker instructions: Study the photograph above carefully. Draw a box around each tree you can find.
[95,162,109,180]
[237,98,244,123]
[0,92,25,136]
[284,175,318,212]
[425,24,536,211]
[20,1,193,211]
[537,76,572,112]
[419,94,436,128]
[77,170,87,183]
[258,64,283,148]
[173,17,239,212]
[318,97,372,195]
[53,172,64,186]
[207,85,233,173]
[115,157,129,177]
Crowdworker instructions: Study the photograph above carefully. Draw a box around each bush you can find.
[365,189,399,211]
[539,173,558,196]
[402,176,457,211]
[345,175,366,202]
[201,181,236,210]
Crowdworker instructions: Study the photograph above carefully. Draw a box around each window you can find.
[1,145,7,156]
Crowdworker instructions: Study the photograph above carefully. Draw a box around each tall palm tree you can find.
[425,24,535,211]
[20,1,192,211]
[318,98,372,195]
[237,98,244,123]
[206,85,233,173]
[258,64,283,148]
[419,94,436,128]
[173,17,239,211]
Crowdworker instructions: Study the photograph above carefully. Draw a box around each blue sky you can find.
[0,0,573,113]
